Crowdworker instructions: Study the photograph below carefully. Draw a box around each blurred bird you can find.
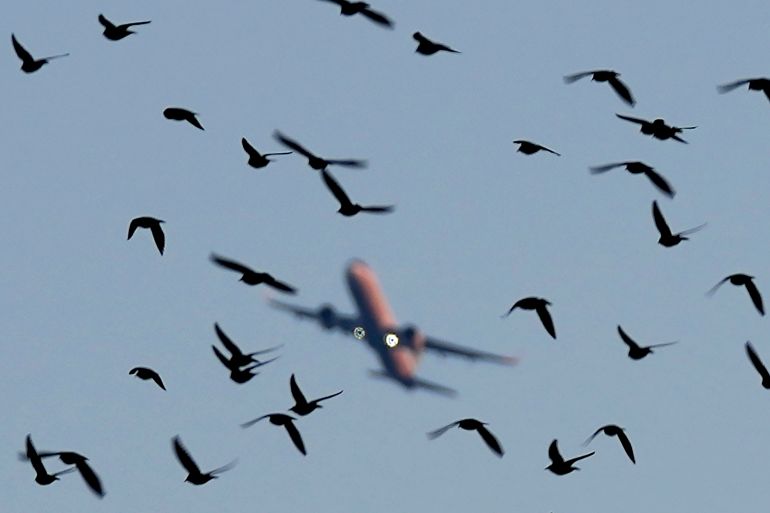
[172,436,236,485]
[717,78,770,102]
[546,439,594,475]
[38,451,105,497]
[321,170,394,216]
[745,341,770,389]
[11,34,68,73]
[583,424,635,463]
[214,323,282,368]
[289,374,343,416]
[651,201,705,247]
[427,418,504,457]
[617,325,677,360]
[163,107,204,130]
[503,297,556,339]
[274,131,366,171]
[590,161,675,198]
[708,274,764,316]
[241,414,307,455]
[412,32,460,55]
[210,254,297,294]
[98,14,151,40]
[212,345,276,384]
[241,138,291,169]
[512,140,561,156]
[615,114,695,143]
[127,216,165,255]
[563,70,635,106]
[23,435,75,485]
[318,0,394,28]
[129,367,166,390]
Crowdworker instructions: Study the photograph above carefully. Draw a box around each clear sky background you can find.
[4,1,770,512]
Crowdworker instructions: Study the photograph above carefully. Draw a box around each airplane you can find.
[269,259,517,396]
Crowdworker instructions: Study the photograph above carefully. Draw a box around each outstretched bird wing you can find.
[746,341,770,381]
[149,223,165,255]
[615,113,646,125]
[651,201,672,238]
[212,345,235,370]
[11,34,33,63]
[325,158,368,168]
[536,304,556,339]
[566,451,595,465]
[476,425,504,457]
[582,427,604,446]
[427,422,460,439]
[717,79,751,93]
[172,437,201,475]
[706,277,730,296]
[121,20,152,29]
[589,162,627,174]
[289,374,308,405]
[536,144,561,156]
[97,14,116,30]
[283,420,307,455]
[314,389,344,403]
[241,137,259,158]
[360,205,394,213]
[608,76,635,106]
[25,435,47,476]
[617,325,641,351]
[150,371,166,390]
[263,274,297,294]
[615,430,636,463]
[240,414,271,428]
[744,280,765,315]
[127,218,140,240]
[210,254,253,275]
[548,439,565,465]
[321,170,354,209]
[214,323,245,358]
[563,71,595,83]
[360,6,394,27]
[644,168,675,198]
[75,460,105,497]
[274,131,317,160]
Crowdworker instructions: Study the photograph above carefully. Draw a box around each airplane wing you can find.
[423,335,518,366]
[268,298,360,333]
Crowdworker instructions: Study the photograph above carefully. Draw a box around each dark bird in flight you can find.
[321,170,394,216]
[590,161,675,198]
[163,108,204,130]
[172,436,236,485]
[563,70,635,106]
[583,425,635,464]
[512,140,561,156]
[38,451,105,497]
[708,274,764,316]
[413,32,460,55]
[210,254,297,294]
[127,216,165,255]
[11,34,68,73]
[129,367,166,390]
[274,131,366,171]
[241,138,291,169]
[98,14,151,40]
[427,418,504,457]
[319,0,394,28]
[214,323,282,369]
[212,345,270,384]
[23,435,75,486]
[616,114,696,143]
[289,374,343,416]
[241,414,307,455]
[651,201,706,247]
[617,325,677,360]
[503,297,556,339]
[745,341,770,389]
[546,439,594,475]
[718,78,770,102]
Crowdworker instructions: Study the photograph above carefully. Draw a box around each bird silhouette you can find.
[214,323,282,368]
[427,418,504,457]
[289,374,343,416]
[37,451,105,497]
[163,108,204,130]
[11,34,68,73]
[745,341,770,389]
[616,114,695,143]
[708,274,764,316]
[583,425,635,463]
[98,14,151,40]
[241,138,291,169]
[172,436,236,485]
[718,78,770,102]
[318,0,394,28]
[129,367,166,390]
[590,161,675,198]
[127,216,165,255]
[212,345,276,384]
[321,170,394,216]
[563,70,635,106]
[512,140,561,156]
[413,32,460,55]
[651,201,705,247]
[274,131,366,171]
[241,413,307,455]
[617,325,677,360]
[210,254,297,293]
[503,297,556,339]
[23,435,76,486]
[546,439,594,475]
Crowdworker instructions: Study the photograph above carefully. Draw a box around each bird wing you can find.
[746,341,770,380]
[651,201,672,238]
[413,32,429,44]
[537,144,561,156]
[589,162,626,174]
[325,159,368,168]
[608,76,635,106]
[360,7,394,27]
[97,14,115,30]
[617,325,641,350]
[360,205,395,213]
[427,422,459,439]
[11,34,33,63]
[127,218,140,240]
[548,439,564,465]
[321,170,354,209]
[122,20,152,28]
[289,374,308,405]
[212,345,235,370]
[240,414,271,428]
[744,280,765,315]
[185,113,204,130]
[151,371,166,390]
[582,427,604,446]
[536,305,556,339]
[566,451,595,465]
[563,71,595,83]
[264,274,297,294]
[214,323,244,358]
[211,459,237,476]
[644,168,675,198]
[273,131,316,159]
[25,435,47,475]
[647,341,678,349]
[679,222,707,236]
[76,461,105,497]
[314,389,344,403]
[150,223,165,255]
[172,437,201,474]
[210,254,253,275]
[615,113,646,125]
[241,137,259,158]
[615,430,636,463]
[717,79,751,93]
[476,425,504,457]
[706,277,729,296]
[283,420,307,455]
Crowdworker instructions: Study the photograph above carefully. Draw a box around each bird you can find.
[241,138,291,169]
[172,436,236,485]
[546,439,594,475]
[615,114,696,143]
[503,297,556,339]
[318,0,394,28]
[274,131,366,171]
[563,70,635,106]
[11,34,68,73]
[98,14,151,40]
[127,216,165,255]
[708,274,764,316]
[651,201,706,247]
[412,32,460,55]
[129,367,166,390]
[214,323,282,369]
[717,78,770,102]
[212,345,276,384]
[163,108,204,130]
[745,341,770,389]
[512,140,561,156]
[241,414,307,455]
[289,374,343,416]
[37,451,105,497]
[590,161,675,198]
[616,325,677,360]
[23,435,75,486]
[320,170,394,216]
[427,418,504,457]
[210,254,297,293]
[583,425,635,464]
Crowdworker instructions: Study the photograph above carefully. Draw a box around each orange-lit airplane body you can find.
[269,260,517,395]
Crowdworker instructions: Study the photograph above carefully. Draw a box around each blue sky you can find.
[4,1,770,512]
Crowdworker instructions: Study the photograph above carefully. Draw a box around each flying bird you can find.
[210,254,297,293]
[129,367,166,390]
[127,216,165,255]
[98,14,151,40]
[413,32,460,55]
[241,414,307,455]
[590,161,675,198]
[289,374,343,416]
[163,108,204,130]
[546,439,594,475]
[274,131,366,171]
[616,114,696,143]
[11,34,68,73]
[745,341,770,389]
[212,345,276,384]
[503,297,556,339]
[241,138,291,169]
[708,274,764,316]
[318,0,394,28]
[427,418,504,457]
[583,425,635,464]
[23,435,75,486]
[651,201,705,247]
[563,70,635,106]
[214,323,282,368]
[321,170,394,216]
[717,78,770,102]
[512,140,561,156]
[616,325,677,360]
[172,436,236,485]
[37,451,105,497]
